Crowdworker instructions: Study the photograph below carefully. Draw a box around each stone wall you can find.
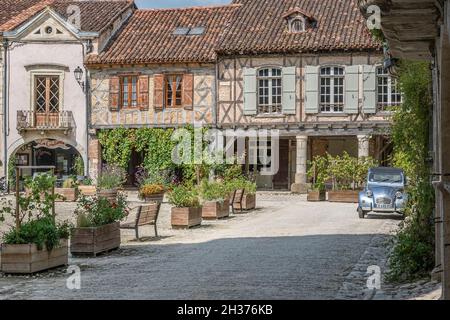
[90,65,216,128]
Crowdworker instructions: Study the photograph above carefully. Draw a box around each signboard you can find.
[34,139,71,150]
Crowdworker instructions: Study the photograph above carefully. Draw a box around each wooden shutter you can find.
[243,67,257,115]
[153,74,164,111]
[183,73,194,110]
[138,75,149,111]
[282,66,296,115]
[362,65,377,114]
[344,65,359,114]
[305,65,319,114]
[109,76,120,111]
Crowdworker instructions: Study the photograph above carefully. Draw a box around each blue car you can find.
[358,167,407,219]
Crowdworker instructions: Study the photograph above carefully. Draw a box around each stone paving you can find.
[0,193,442,300]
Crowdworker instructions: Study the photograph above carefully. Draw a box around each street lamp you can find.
[74,66,85,91]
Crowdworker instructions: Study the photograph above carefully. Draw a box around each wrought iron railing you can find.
[17,110,73,131]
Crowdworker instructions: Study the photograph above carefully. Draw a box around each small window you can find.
[165,75,183,108]
[257,68,282,115]
[319,66,344,113]
[376,66,402,110]
[173,27,190,35]
[189,27,206,35]
[289,18,305,33]
[120,75,138,108]
[45,26,53,35]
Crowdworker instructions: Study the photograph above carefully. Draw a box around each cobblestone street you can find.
[0,194,440,300]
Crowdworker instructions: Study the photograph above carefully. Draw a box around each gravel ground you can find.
[0,193,408,300]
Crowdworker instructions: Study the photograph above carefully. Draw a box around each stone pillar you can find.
[357,135,370,158]
[88,135,102,182]
[291,135,308,194]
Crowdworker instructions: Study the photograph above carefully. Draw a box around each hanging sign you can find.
[34,139,71,150]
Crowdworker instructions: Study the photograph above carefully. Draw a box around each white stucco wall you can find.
[6,42,87,172]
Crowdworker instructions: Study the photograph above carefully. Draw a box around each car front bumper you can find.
[359,195,406,213]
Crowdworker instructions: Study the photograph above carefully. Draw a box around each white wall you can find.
[6,42,87,171]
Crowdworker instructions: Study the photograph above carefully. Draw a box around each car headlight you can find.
[396,191,403,199]
[366,190,373,197]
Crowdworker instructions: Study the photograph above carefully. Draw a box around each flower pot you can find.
[78,185,97,197]
[202,199,230,220]
[97,188,118,203]
[327,190,360,203]
[143,192,165,203]
[307,190,326,202]
[1,239,68,274]
[233,193,256,211]
[55,188,78,202]
[171,207,202,229]
[70,222,121,257]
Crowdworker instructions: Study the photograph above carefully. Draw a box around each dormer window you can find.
[283,7,316,33]
[289,17,305,33]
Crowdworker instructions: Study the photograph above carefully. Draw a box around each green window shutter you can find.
[344,65,359,114]
[363,65,377,114]
[282,66,296,115]
[305,65,319,114]
[243,67,257,115]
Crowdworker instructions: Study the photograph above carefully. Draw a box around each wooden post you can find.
[15,167,20,231]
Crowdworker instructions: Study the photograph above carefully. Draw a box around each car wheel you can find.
[358,207,366,219]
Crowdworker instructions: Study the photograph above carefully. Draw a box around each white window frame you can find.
[288,16,306,33]
[257,67,282,115]
[319,66,345,113]
[376,66,402,110]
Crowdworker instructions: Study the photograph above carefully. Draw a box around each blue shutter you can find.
[305,65,319,114]
[243,68,257,115]
[344,65,359,114]
[363,65,377,114]
[282,66,296,115]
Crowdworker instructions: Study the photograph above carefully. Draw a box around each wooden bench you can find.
[120,203,161,240]
[231,189,245,214]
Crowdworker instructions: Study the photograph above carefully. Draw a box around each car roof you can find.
[369,167,404,174]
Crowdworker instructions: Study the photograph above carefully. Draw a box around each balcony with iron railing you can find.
[17,110,74,133]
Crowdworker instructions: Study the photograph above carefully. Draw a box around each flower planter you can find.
[97,189,118,203]
[202,200,230,220]
[143,192,165,203]
[1,239,68,274]
[55,188,78,202]
[171,207,202,229]
[70,222,121,257]
[233,193,256,211]
[78,186,97,197]
[327,190,360,203]
[307,190,326,202]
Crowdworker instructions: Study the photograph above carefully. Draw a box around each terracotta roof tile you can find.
[86,5,240,65]
[218,0,382,54]
[0,0,51,32]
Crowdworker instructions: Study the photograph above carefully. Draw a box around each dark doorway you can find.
[126,149,144,187]
[272,139,290,190]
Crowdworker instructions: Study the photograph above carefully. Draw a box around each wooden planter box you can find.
[71,222,121,257]
[202,199,230,220]
[78,186,97,197]
[97,189,118,203]
[143,193,165,203]
[55,188,78,202]
[328,190,360,203]
[233,194,256,211]
[1,239,68,274]
[171,207,202,229]
[307,190,326,202]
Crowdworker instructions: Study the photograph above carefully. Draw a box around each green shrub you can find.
[167,184,200,208]
[63,178,76,189]
[200,180,228,202]
[97,164,126,190]
[307,155,330,191]
[75,194,129,228]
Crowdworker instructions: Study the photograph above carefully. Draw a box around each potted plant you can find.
[0,174,70,274]
[70,194,128,256]
[200,180,230,220]
[307,155,328,201]
[97,164,126,203]
[168,184,202,229]
[139,183,165,203]
[55,178,78,202]
[78,178,96,197]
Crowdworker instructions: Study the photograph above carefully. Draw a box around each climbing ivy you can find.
[387,60,435,282]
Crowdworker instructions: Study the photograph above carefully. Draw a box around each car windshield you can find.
[369,172,403,184]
